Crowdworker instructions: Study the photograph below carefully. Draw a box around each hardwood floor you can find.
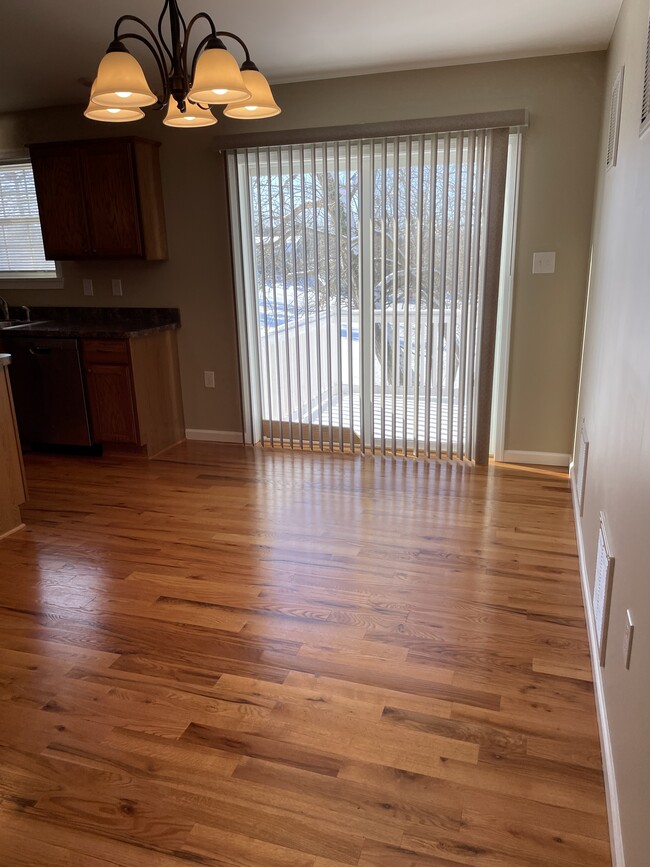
[0,442,610,866]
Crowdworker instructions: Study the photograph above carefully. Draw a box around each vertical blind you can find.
[0,161,55,274]
[229,129,497,460]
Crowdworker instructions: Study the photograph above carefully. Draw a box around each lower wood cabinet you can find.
[82,330,184,457]
[84,362,139,444]
[0,361,28,538]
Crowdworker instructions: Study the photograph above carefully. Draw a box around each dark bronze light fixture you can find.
[85,0,280,127]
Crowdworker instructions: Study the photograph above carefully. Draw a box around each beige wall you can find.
[574,0,650,863]
[0,52,604,448]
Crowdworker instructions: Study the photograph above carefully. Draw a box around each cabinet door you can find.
[29,145,90,259]
[81,141,142,258]
[85,363,140,444]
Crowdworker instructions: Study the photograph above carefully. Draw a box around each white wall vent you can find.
[576,421,589,516]
[593,512,615,666]
[606,67,624,169]
[641,16,650,137]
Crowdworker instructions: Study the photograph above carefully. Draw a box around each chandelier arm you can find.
[188,34,215,86]
[216,31,252,64]
[182,13,217,84]
[118,31,170,104]
[157,0,174,65]
[114,14,169,75]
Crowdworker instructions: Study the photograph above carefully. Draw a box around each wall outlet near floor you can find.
[111,279,123,296]
[624,609,634,669]
[204,370,216,388]
[82,278,94,296]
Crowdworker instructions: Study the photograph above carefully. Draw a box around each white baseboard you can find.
[502,449,571,467]
[185,429,243,444]
[569,465,625,867]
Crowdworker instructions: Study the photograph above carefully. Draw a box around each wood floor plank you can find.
[181,823,317,866]
[0,443,611,866]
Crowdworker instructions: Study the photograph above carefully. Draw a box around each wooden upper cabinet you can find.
[29,137,168,261]
[29,145,90,259]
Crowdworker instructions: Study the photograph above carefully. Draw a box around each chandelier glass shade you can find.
[223,69,281,119]
[187,45,251,104]
[86,0,280,127]
[84,80,146,123]
[164,96,217,127]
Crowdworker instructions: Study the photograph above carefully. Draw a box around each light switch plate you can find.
[112,279,123,297]
[204,371,215,388]
[532,251,556,274]
[82,278,93,296]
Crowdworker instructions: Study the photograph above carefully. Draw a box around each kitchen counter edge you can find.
[0,322,180,340]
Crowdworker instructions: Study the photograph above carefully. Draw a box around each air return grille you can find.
[641,16,650,136]
[606,67,624,169]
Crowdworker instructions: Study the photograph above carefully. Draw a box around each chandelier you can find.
[85,0,280,128]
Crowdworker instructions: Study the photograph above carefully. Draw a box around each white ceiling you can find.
[1,0,622,112]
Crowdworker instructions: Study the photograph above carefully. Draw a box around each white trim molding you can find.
[185,429,244,444]
[501,449,571,467]
[570,464,625,867]
[491,132,522,462]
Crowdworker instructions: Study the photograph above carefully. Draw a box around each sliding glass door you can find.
[228,128,508,460]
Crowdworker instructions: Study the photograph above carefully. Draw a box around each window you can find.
[0,159,61,285]
[229,127,511,461]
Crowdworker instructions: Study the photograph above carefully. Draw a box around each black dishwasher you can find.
[4,337,98,450]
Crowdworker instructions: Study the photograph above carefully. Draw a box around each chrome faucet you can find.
[21,305,31,322]
[0,296,9,321]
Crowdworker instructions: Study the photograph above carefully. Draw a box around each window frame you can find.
[0,150,64,290]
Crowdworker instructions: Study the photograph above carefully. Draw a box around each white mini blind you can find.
[0,162,55,274]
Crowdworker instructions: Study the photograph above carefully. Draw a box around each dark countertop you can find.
[0,307,180,340]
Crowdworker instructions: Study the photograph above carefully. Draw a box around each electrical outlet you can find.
[624,609,634,669]
[111,279,123,297]
[204,370,215,388]
[83,278,94,296]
